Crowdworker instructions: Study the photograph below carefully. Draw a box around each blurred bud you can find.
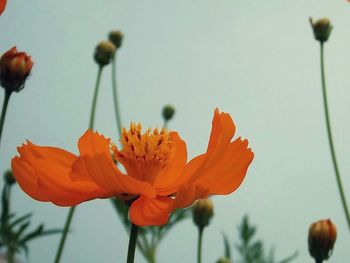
[4,169,16,186]
[109,30,124,49]
[0,47,33,93]
[308,219,337,262]
[0,0,6,16]
[192,198,214,229]
[162,105,175,121]
[216,257,232,263]
[309,17,333,43]
[94,41,116,67]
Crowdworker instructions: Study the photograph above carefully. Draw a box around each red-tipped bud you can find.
[0,0,6,16]
[308,219,337,262]
[0,47,33,92]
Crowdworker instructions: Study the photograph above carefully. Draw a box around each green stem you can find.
[54,67,103,263]
[197,227,204,263]
[320,43,350,231]
[0,90,12,146]
[6,249,14,263]
[111,54,122,135]
[89,66,103,129]
[126,223,139,263]
[53,206,76,263]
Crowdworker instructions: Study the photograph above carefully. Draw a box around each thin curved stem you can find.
[319,43,350,231]
[53,207,75,263]
[111,54,122,135]
[0,90,12,146]
[197,227,203,263]
[54,67,103,263]
[126,223,139,263]
[89,66,103,129]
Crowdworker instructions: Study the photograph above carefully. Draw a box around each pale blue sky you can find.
[1,1,350,262]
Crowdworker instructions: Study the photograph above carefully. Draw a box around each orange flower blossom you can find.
[0,0,6,16]
[11,109,254,226]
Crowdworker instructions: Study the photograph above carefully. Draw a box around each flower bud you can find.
[192,198,214,229]
[108,30,124,49]
[309,18,333,43]
[94,41,116,67]
[162,105,175,121]
[308,219,337,262]
[4,169,16,186]
[216,257,232,263]
[0,47,33,92]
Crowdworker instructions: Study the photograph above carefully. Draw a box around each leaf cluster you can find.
[222,215,298,263]
[0,171,62,258]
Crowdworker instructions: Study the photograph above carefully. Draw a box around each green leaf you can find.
[222,232,231,259]
[8,213,32,229]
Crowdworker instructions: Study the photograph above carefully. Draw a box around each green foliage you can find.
[220,215,298,263]
[0,170,62,259]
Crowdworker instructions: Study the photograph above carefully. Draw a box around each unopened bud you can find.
[192,198,214,229]
[109,30,124,49]
[308,219,337,262]
[94,41,116,67]
[0,47,33,93]
[4,169,16,186]
[162,105,175,121]
[309,18,333,43]
[216,257,232,263]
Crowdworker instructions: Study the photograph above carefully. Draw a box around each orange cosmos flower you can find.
[0,0,6,16]
[12,109,254,226]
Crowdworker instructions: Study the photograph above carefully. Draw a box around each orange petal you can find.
[129,195,173,226]
[0,0,6,16]
[173,184,210,209]
[73,154,156,198]
[186,109,236,184]
[78,129,111,156]
[72,130,156,198]
[12,141,111,206]
[153,132,187,195]
[194,138,254,194]
[11,157,48,202]
[33,157,110,206]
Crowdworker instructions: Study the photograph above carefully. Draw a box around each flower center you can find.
[113,122,175,184]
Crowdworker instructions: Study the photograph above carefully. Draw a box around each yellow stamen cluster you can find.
[113,123,175,183]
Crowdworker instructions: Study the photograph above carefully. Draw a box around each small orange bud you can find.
[0,0,6,16]
[192,198,214,229]
[0,47,33,92]
[308,219,337,262]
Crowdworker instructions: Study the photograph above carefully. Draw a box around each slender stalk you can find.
[89,66,103,129]
[6,249,14,263]
[126,223,139,263]
[197,227,204,263]
[319,43,350,231]
[54,67,103,262]
[0,90,12,146]
[53,206,75,263]
[111,54,123,135]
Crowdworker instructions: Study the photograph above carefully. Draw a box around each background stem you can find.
[54,66,103,262]
[0,90,12,145]
[53,207,76,263]
[319,42,350,231]
[111,54,122,135]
